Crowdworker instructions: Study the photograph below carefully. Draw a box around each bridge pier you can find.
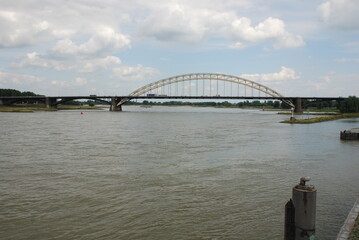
[45,97,57,109]
[0,99,4,106]
[110,97,122,111]
[0,99,11,106]
[294,97,303,114]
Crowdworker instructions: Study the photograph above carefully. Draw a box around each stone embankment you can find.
[336,198,359,240]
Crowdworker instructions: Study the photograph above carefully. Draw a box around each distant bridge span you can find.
[0,73,347,112]
[0,95,345,113]
[119,73,295,108]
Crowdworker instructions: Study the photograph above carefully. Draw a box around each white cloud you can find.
[0,10,17,22]
[74,77,88,86]
[50,80,68,88]
[79,56,122,73]
[9,17,131,74]
[240,66,299,84]
[0,71,43,85]
[14,53,122,73]
[0,0,304,51]
[112,64,160,81]
[229,42,246,49]
[230,17,305,49]
[0,1,131,48]
[0,71,45,93]
[306,73,359,96]
[319,0,359,30]
[51,77,92,87]
[15,52,50,68]
[0,10,53,47]
[49,27,130,57]
[4,0,355,97]
[139,3,210,43]
[335,58,359,63]
[140,2,305,49]
[139,2,305,49]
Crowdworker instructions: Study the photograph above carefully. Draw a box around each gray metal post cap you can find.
[300,176,311,186]
[294,176,316,191]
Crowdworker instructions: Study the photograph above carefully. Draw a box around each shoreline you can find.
[0,105,102,112]
[281,113,359,124]
[336,197,359,240]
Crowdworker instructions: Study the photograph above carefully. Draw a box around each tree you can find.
[0,88,37,96]
[21,91,37,96]
[0,89,22,96]
[273,101,280,108]
[62,100,82,105]
[281,101,291,109]
[252,100,261,106]
[219,101,231,107]
[338,96,359,113]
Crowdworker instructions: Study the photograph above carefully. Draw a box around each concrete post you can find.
[294,98,303,113]
[110,97,122,111]
[285,177,316,240]
[293,177,316,240]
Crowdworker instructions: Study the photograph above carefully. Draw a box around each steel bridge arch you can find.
[119,73,294,107]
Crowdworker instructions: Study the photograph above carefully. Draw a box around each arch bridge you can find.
[115,73,295,110]
[1,73,344,112]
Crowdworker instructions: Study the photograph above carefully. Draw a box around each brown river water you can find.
[1,106,358,239]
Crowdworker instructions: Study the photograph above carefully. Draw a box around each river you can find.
[0,106,358,240]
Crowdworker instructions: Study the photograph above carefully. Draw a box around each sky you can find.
[0,0,358,97]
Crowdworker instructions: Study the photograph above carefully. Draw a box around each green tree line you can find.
[127,100,290,108]
[129,98,359,112]
[0,88,39,96]
[339,96,359,113]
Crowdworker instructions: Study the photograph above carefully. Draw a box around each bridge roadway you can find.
[0,95,346,113]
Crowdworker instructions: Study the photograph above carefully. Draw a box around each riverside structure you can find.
[0,73,345,113]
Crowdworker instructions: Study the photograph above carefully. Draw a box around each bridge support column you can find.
[0,99,11,106]
[110,97,122,111]
[45,97,57,109]
[294,97,303,114]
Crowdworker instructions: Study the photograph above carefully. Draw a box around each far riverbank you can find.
[281,113,359,124]
[0,104,101,112]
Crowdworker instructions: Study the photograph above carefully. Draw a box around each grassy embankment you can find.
[278,107,339,115]
[57,105,102,110]
[281,113,359,124]
[0,104,101,112]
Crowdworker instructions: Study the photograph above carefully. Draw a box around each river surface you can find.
[0,106,358,240]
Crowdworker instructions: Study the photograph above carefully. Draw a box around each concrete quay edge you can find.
[336,197,359,240]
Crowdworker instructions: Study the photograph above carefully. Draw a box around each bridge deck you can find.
[0,96,346,101]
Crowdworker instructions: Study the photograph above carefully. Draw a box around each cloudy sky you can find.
[0,0,358,97]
